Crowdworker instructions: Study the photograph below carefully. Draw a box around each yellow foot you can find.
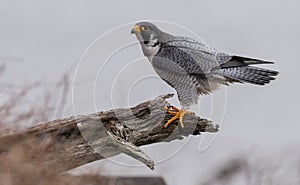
[164,106,190,128]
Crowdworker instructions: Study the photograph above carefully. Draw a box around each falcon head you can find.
[131,22,166,58]
[131,22,162,46]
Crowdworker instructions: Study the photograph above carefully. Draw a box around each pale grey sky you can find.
[1,0,299,184]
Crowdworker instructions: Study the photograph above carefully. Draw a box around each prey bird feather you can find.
[131,22,279,128]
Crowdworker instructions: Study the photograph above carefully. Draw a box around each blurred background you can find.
[0,0,299,184]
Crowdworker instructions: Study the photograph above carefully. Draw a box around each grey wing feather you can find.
[153,35,279,98]
[164,36,276,71]
[152,44,206,75]
[152,42,214,97]
[163,36,232,69]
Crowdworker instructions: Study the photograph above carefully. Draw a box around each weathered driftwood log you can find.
[0,94,219,173]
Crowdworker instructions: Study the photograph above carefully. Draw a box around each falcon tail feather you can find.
[217,56,279,85]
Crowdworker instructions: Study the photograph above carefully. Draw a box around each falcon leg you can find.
[164,105,180,115]
[164,106,190,128]
[164,105,180,112]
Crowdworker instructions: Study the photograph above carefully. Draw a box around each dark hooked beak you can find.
[130,25,140,34]
[130,28,135,34]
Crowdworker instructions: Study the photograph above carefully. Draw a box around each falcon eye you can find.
[141,26,150,31]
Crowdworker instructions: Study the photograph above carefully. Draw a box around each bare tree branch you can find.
[0,94,219,173]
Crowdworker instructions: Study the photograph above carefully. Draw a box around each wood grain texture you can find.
[0,94,219,173]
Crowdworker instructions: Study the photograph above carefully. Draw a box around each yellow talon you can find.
[164,106,190,128]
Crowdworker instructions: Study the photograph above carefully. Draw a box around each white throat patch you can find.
[135,34,160,61]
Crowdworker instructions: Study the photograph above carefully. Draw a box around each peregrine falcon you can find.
[131,22,279,128]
